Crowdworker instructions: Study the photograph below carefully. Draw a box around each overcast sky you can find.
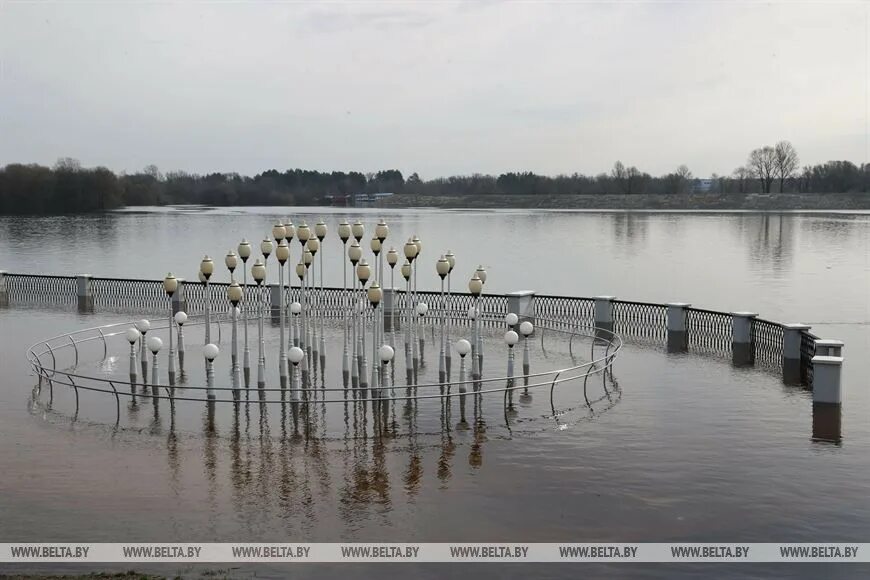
[1,1,868,179]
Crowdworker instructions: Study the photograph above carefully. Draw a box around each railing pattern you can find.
[535,295,594,328]
[612,300,667,343]
[685,307,732,356]
[4,273,76,304]
[753,318,785,368]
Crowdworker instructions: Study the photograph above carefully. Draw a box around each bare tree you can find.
[732,166,752,193]
[774,140,799,193]
[747,147,776,193]
[611,161,628,193]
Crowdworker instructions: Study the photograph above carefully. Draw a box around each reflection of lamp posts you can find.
[520,320,533,391]
[251,258,266,388]
[199,256,214,344]
[368,283,383,393]
[126,327,140,385]
[445,250,456,376]
[237,239,252,385]
[348,240,362,389]
[227,281,243,397]
[135,319,151,382]
[475,265,487,372]
[147,336,163,399]
[386,247,398,347]
[401,260,412,378]
[436,256,450,384]
[163,273,178,385]
[339,221,351,383]
[315,220,327,364]
[468,274,483,383]
[505,329,518,408]
[356,259,371,391]
[288,345,304,401]
[455,339,472,427]
[275,237,290,389]
[305,237,319,361]
[174,311,187,371]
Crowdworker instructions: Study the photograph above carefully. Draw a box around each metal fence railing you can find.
[1,272,816,384]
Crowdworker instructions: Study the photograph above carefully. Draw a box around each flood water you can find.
[1,207,869,579]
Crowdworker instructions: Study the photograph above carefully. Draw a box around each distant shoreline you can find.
[377,192,870,211]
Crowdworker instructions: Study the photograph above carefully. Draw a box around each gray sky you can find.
[1,1,868,179]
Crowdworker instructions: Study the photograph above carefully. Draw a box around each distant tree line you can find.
[1,146,869,214]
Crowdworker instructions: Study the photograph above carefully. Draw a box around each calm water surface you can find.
[1,207,869,579]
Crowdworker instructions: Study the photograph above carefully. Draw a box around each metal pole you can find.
[342,241,350,387]
[439,278,445,384]
[351,272,358,391]
[279,263,287,389]
[472,296,480,385]
[204,279,211,345]
[507,344,515,408]
[167,299,176,385]
[257,282,265,388]
[319,246,325,367]
[231,305,240,398]
[242,262,250,386]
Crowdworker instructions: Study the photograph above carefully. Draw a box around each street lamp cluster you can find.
[125,217,536,409]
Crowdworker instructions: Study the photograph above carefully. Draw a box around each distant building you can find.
[353,192,394,206]
[693,178,716,193]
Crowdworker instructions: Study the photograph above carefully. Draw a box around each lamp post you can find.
[401,260,412,380]
[404,239,419,373]
[163,273,178,385]
[387,247,398,345]
[445,250,455,376]
[275,234,290,389]
[468,273,483,384]
[412,236,422,367]
[227,282,243,398]
[251,258,266,389]
[416,301,428,367]
[315,220,327,366]
[295,262,309,387]
[375,220,389,357]
[283,221,296,348]
[174,311,187,372]
[199,256,214,344]
[135,319,151,383]
[348,240,361,389]
[288,345,304,401]
[356,258,371,392]
[305,237,320,363]
[379,344,394,401]
[475,265,487,373]
[302,248,314,366]
[368,282,382,393]
[126,327,140,386]
[339,221,351,385]
[237,239,252,385]
[520,320,534,394]
[225,250,238,358]
[505,329,519,409]
[370,236,382,353]
[296,222,310,348]
[147,336,163,399]
[436,256,449,384]
[455,338,471,427]
[203,343,219,430]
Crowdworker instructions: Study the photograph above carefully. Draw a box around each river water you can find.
[0,207,868,579]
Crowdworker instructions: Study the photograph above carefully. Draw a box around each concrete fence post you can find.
[383,286,399,332]
[506,290,536,325]
[730,311,757,366]
[814,339,844,357]
[812,353,843,405]
[171,278,187,315]
[269,283,281,322]
[594,296,615,334]
[76,274,94,313]
[782,323,811,384]
[666,303,690,353]
[0,270,7,306]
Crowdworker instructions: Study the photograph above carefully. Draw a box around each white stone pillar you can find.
[666,302,690,352]
[0,270,7,306]
[730,311,757,366]
[812,354,843,405]
[814,339,844,357]
[594,296,615,334]
[782,323,811,383]
[506,290,536,325]
[76,274,94,312]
